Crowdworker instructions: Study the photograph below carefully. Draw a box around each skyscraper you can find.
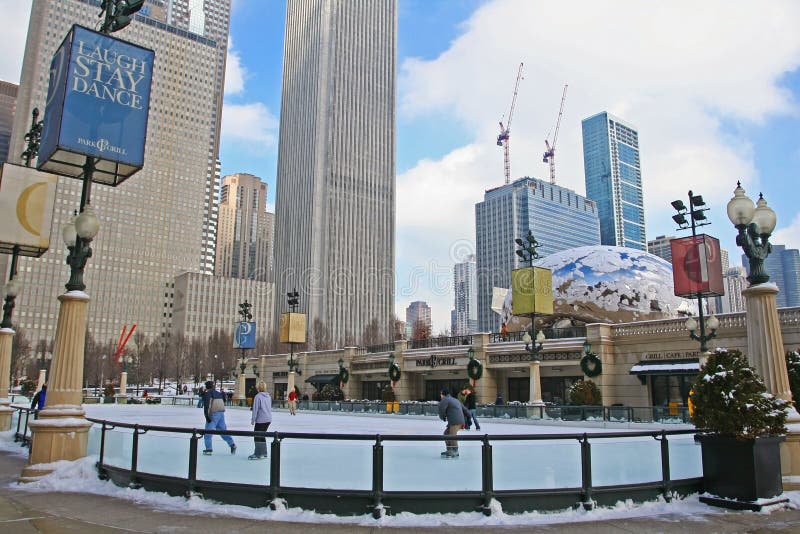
[452,254,477,336]
[405,301,431,338]
[647,235,676,264]
[743,244,800,308]
[273,0,396,345]
[0,81,17,164]
[475,176,601,332]
[582,112,646,250]
[215,173,274,282]
[8,0,231,347]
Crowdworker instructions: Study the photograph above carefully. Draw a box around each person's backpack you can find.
[209,393,225,413]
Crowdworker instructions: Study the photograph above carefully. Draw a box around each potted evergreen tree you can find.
[690,348,790,510]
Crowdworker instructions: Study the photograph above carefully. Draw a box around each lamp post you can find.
[514,231,547,405]
[725,183,792,406]
[671,190,719,353]
[515,230,540,267]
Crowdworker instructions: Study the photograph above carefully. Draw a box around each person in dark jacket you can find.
[465,386,481,430]
[201,381,236,455]
[31,384,47,411]
[438,388,465,458]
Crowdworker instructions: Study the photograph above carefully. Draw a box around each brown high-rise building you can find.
[8,0,231,347]
[215,173,274,282]
[0,81,17,164]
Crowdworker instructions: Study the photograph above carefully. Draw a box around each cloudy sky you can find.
[1,0,799,332]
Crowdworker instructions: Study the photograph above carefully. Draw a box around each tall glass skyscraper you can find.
[8,0,231,347]
[582,112,646,250]
[743,244,800,308]
[475,177,600,332]
[452,255,477,336]
[273,0,396,345]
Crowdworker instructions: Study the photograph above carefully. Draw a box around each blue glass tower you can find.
[475,177,601,332]
[582,112,646,250]
[742,244,800,308]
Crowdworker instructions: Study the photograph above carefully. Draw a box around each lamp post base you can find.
[0,328,14,431]
[20,406,92,482]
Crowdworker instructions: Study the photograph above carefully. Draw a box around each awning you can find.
[629,360,700,375]
[305,374,340,385]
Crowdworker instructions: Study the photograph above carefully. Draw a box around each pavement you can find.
[1,449,800,533]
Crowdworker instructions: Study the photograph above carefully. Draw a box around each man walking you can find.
[438,388,465,458]
[202,381,236,455]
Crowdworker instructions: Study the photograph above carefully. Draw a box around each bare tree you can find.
[412,320,431,341]
[360,317,383,347]
[151,336,171,394]
[187,337,205,386]
[10,328,31,381]
[131,331,147,391]
[310,318,333,351]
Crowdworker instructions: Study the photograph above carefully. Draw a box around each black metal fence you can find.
[88,417,700,517]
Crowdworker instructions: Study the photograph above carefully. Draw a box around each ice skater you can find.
[438,388,465,458]
[249,381,272,460]
[201,381,236,455]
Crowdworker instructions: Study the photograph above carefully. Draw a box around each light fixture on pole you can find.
[522,329,545,360]
[670,190,721,353]
[726,182,777,284]
[514,230,540,267]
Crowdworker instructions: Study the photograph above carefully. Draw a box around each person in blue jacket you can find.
[31,384,47,411]
[201,381,236,455]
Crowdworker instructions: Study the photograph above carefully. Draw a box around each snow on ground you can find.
[2,404,798,527]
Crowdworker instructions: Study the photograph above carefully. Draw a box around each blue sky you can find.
[2,0,799,332]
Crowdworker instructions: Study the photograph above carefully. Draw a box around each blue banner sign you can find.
[234,322,257,350]
[38,25,154,186]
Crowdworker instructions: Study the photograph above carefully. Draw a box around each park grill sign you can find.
[38,25,154,185]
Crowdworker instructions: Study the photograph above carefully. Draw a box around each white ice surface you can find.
[2,405,798,527]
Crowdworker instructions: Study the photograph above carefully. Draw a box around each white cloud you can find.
[773,213,800,250]
[0,0,32,83]
[224,38,246,96]
[396,0,800,330]
[220,102,278,152]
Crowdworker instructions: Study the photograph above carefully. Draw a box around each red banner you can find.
[670,234,724,298]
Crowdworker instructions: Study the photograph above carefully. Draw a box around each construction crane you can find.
[497,62,524,184]
[543,84,568,185]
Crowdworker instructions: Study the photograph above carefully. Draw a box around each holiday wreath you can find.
[388,362,401,382]
[580,352,602,377]
[467,358,483,381]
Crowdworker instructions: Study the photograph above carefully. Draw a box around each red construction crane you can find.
[543,84,568,185]
[497,62,524,184]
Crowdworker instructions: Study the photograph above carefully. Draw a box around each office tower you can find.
[406,301,431,338]
[8,0,231,347]
[0,81,17,164]
[452,254,477,336]
[718,266,747,313]
[273,0,396,345]
[647,235,676,264]
[743,244,800,308]
[475,176,601,332]
[582,112,646,250]
[215,173,274,282]
[171,271,274,341]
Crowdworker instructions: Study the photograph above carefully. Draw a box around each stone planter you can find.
[695,434,787,510]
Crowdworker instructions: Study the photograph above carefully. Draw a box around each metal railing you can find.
[365,343,396,354]
[86,415,700,517]
[489,326,587,344]
[408,335,474,349]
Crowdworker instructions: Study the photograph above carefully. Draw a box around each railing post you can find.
[130,425,141,488]
[481,435,494,515]
[268,433,282,509]
[187,430,199,497]
[14,408,22,442]
[579,433,595,510]
[658,430,673,502]
[371,435,385,519]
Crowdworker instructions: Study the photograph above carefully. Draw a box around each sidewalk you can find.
[1,449,799,533]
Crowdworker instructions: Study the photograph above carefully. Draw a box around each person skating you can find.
[288,386,298,415]
[201,381,236,455]
[249,381,272,460]
[465,386,481,430]
[438,388,465,458]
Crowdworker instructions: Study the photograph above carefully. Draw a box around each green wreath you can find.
[339,368,350,385]
[388,363,401,382]
[580,352,602,377]
[467,359,483,381]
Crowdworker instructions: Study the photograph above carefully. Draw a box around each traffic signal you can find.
[100,0,145,34]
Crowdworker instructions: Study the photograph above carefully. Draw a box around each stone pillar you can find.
[0,329,14,430]
[288,372,296,399]
[116,371,128,404]
[742,284,792,402]
[235,373,246,401]
[342,347,358,399]
[472,333,495,404]
[21,292,92,481]
[529,360,544,405]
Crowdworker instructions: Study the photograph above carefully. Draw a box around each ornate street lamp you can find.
[62,206,101,292]
[252,364,260,379]
[1,270,21,329]
[671,190,719,352]
[522,329,546,360]
[726,182,777,285]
